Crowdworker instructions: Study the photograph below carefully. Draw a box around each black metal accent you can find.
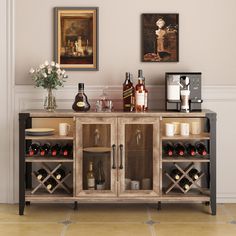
[206,112,217,215]
[74,201,78,210]
[119,144,123,169]
[112,144,116,169]
[25,118,32,189]
[19,113,30,215]
[26,201,31,206]
[157,201,162,211]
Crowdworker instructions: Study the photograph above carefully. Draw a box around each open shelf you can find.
[161,133,210,140]
[25,133,74,140]
[162,156,210,163]
[25,157,73,162]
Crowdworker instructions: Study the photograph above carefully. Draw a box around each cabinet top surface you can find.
[19,109,216,118]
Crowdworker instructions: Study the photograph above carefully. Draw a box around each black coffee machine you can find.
[165,72,203,112]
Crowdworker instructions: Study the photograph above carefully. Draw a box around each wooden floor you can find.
[0,203,236,235]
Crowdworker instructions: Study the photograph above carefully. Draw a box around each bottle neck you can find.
[89,163,93,172]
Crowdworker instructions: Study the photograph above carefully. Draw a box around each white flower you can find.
[55,63,60,68]
[43,73,47,78]
[40,64,45,69]
[48,68,52,74]
[44,60,49,66]
[29,68,35,74]
[51,61,55,66]
[61,70,65,75]
[56,69,61,75]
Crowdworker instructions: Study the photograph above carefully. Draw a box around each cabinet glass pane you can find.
[82,124,111,191]
[125,124,153,191]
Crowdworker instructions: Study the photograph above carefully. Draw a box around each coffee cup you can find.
[59,123,71,136]
[191,122,201,135]
[165,123,174,136]
[142,178,151,190]
[131,180,140,190]
[180,123,190,136]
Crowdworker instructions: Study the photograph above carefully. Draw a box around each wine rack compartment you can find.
[31,163,72,194]
[164,162,206,194]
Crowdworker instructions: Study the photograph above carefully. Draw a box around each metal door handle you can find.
[112,144,116,169]
[119,144,123,169]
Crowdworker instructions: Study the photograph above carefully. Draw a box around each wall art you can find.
[142,13,179,62]
[54,7,98,70]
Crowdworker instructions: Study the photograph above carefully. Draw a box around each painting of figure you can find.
[142,14,179,62]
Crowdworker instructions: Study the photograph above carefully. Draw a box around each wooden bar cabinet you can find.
[19,110,216,215]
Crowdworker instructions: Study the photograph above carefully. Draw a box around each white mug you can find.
[165,123,175,136]
[59,123,70,136]
[142,178,151,190]
[131,180,140,190]
[180,123,190,136]
[191,122,201,135]
[125,178,131,190]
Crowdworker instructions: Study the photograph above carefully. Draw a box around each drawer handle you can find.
[112,144,116,169]
[119,144,123,169]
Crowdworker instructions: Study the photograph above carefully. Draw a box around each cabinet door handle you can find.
[119,144,123,169]
[112,144,116,169]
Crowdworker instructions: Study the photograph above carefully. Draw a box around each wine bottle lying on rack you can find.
[44,177,57,191]
[189,168,200,180]
[28,143,40,156]
[54,168,66,180]
[179,178,192,191]
[174,142,185,156]
[36,168,47,180]
[196,142,208,156]
[185,143,196,156]
[163,142,174,156]
[40,143,50,156]
[51,144,61,156]
[61,144,73,157]
[170,168,182,180]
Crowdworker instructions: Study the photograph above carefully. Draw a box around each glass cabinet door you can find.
[118,117,160,197]
[75,117,117,197]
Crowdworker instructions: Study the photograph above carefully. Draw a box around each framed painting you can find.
[54,7,98,70]
[142,13,179,62]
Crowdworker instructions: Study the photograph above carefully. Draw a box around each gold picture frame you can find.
[54,7,98,70]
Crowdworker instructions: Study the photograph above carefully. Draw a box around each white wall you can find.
[0,0,236,203]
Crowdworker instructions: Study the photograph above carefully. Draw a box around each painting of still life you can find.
[54,7,98,70]
[142,13,179,62]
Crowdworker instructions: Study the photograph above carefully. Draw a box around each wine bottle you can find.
[87,161,95,190]
[51,144,61,157]
[189,168,200,180]
[179,178,191,190]
[61,144,73,157]
[54,168,66,180]
[174,142,185,156]
[96,160,105,190]
[123,72,135,112]
[39,143,50,156]
[44,177,57,190]
[28,143,40,156]
[72,83,90,112]
[196,142,208,156]
[36,168,47,181]
[163,142,174,156]
[138,69,148,111]
[185,143,196,156]
[135,70,147,112]
[170,168,182,180]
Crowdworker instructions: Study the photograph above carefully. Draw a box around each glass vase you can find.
[44,88,57,112]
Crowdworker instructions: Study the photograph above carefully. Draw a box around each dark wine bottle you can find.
[72,83,90,112]
[61,144,73,157]
[196,142,208,156]
[179,178,191,190]
[96,160,105,190]
[36,168,47,181]
[28,143,40,156]
[51,144,61,157]
[54,168,66,180]
[44,177,57,190]
[39,143,50,156]
[174,142,185,156]
[163,142,174,156]
[189,168,200,180]
[185,143,196,156]
[170,168,182,180]
[123,72,135,112]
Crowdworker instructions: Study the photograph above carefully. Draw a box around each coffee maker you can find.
[165,72,203,112]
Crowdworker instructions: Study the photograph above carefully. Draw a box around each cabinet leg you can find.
[19,203,25,215]
[211,201,216,215]
[204,201,210,206]
[157,201,161,211]
[74,201,78,210]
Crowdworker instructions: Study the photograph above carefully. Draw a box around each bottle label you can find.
[77,101,85,107]
[144,92,148,109]
[88,178,95,188]
[135,92,145,106]
[123,87,133,99]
